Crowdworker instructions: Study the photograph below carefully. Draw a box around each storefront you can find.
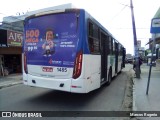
[0,29,23,76]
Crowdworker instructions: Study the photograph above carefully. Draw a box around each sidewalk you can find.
[131,64,160,120]
[0,73,23,89]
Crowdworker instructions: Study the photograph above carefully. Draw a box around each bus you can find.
[23,8,126,93]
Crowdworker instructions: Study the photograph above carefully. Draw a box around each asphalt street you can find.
[0,65,132,120]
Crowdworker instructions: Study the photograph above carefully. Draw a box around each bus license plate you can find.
[42,67,53,72]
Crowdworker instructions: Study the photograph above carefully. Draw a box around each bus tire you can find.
[106,69,112,85]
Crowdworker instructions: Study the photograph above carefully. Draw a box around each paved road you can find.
[0,65,132,120]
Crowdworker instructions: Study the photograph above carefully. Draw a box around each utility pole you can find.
[130,0,140,78]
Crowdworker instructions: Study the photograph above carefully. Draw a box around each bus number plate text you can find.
[42,67,53,72]
[57,68,67,72]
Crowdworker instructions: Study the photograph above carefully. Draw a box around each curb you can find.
[132,78,137,111]
[129,68,137,112]
[0,81,23,89]
[130,69,139,120]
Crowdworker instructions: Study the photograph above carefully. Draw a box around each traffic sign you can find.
[150,18,160,33]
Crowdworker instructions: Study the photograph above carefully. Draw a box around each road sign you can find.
[150,18,160,33]
[137,40,141,49]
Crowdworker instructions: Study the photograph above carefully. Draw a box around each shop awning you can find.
[146,37,160,45]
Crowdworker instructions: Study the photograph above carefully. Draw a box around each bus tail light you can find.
[24,52,28,74]
[73,51,83,79]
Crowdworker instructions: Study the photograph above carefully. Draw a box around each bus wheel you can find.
[107,70,112,85]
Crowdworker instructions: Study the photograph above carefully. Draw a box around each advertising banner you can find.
[7,30,23,46]
[24,12,79,67]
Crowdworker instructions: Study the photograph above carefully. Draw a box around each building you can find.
[150,7,160,59]
[145,7,160,66]
[0,29,23,75]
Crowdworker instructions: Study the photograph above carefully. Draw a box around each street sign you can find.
[137,40,141,49]
[150,18,160,33]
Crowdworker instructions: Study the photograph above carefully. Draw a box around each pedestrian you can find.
[133,58,136,75]
[133,57,142,75]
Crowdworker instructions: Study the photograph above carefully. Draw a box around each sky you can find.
[0,0,160,55]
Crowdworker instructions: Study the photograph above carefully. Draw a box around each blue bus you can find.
[23,8,126,93]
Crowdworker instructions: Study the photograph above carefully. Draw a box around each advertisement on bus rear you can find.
[24,12,80,67]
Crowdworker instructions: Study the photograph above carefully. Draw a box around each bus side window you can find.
[88,20,100,54]
[89,38,94,53]
[88,38,99,54]
[113,39,115,55]
[119,44,122,56]
[109,37,113,55]
[89,22,93,36]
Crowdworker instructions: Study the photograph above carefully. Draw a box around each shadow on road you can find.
[26,82,111,110]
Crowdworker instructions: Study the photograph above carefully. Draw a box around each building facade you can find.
[151,7,160,59]
[0,29,23,76]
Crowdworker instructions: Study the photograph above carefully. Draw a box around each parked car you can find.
[125,57,133,64]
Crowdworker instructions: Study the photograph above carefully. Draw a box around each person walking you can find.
[133,57,143,75]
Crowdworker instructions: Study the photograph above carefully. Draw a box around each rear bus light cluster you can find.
[72,51,83,79]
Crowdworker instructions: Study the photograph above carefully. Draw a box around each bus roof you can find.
[25,8,83,21]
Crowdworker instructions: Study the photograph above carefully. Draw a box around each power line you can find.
[137,38,150,39]
[108,0,132,22]
[109,26,150,30]
[109,5,127,22]
[110,27,150,29]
